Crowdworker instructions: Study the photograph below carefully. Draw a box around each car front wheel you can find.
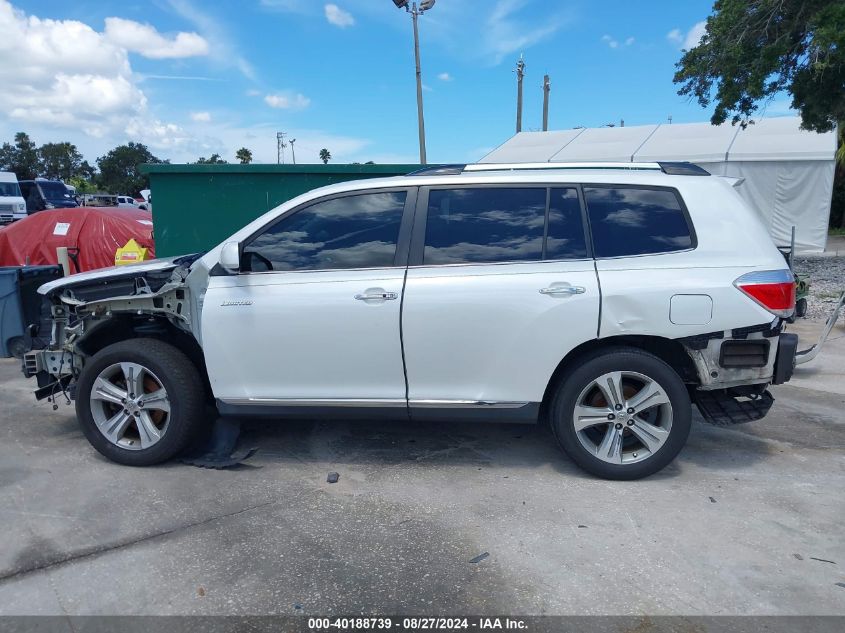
[75,338,205,466]
[551,347,692,480]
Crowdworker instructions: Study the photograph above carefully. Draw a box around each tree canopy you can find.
[96,142,163,196]
[674,0,844,133]
[235,147,253,164]
[319,148,332,164]
[194,153,228,165]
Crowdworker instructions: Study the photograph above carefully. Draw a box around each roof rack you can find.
[407,161,710,177]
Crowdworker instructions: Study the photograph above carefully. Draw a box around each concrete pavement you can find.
[0,320,843,616]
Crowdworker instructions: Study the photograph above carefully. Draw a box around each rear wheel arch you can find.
[540,335,699,420]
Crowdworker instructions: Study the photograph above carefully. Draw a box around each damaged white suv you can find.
[24,162,800,479]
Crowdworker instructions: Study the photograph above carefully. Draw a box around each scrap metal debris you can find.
[469,552,489,564]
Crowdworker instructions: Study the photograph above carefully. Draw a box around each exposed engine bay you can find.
[23,253,206,403]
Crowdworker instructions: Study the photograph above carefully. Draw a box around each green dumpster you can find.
[140,163,421,258]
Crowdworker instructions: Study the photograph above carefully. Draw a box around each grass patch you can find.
[830,227,845,236]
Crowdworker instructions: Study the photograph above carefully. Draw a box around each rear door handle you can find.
[355,291,398,301]
[539,285,586,296]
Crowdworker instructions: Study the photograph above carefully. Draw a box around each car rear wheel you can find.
[75,338,205,466]
[551,347,691,480]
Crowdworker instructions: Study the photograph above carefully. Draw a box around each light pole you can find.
[392,0,435,165]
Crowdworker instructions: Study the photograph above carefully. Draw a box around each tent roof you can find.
[635,121,740,162]
[479,116,836,164]
[727,117,837,161]
[550,124,659,162]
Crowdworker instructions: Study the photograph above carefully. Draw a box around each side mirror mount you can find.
[219,241,241,273]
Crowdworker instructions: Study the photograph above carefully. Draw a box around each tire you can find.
[75,338,205,466]
[795,297,807,319]
[550,347,692,480]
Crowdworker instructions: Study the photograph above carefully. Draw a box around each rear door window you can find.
[584,186,693,258]
[422,188,546,265]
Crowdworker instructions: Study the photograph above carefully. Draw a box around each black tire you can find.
[75,338,205,466]
[795,297,807,319]
[550,347,692,480]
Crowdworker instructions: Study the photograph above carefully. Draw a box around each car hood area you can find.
[38,256,189,295]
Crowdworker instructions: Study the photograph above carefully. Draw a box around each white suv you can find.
[24,162,798,479]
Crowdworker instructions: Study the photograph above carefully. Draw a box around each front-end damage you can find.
[23,256,202,404]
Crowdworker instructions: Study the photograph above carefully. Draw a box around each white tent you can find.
[480,116,837,253]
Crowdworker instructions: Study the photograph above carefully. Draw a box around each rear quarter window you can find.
[584,186,694,258]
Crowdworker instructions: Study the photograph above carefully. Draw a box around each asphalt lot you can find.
[0,318,843,616]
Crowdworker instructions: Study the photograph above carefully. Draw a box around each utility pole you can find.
[412,6,427,164]
[542,74,550,131]
[289,138,297,165]
[393,1,435,165]
[276,132,287,164]
[516,56,525,133]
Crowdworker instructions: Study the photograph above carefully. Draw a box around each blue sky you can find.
[0,0,795,166]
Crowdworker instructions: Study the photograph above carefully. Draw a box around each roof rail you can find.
[406,161,710,177]
[464,162,662,172]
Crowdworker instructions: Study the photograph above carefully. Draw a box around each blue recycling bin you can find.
[0,266,63,358]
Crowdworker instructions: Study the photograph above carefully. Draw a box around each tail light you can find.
[734,270,795,318]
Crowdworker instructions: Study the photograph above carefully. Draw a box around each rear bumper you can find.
[772,333,798,385]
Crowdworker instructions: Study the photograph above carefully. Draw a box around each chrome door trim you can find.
[219,398,531,409]
[220,398,407,408]
[409,400,530,409]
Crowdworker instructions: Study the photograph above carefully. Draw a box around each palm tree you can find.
[319,148,331,164]
[236,147,253,164]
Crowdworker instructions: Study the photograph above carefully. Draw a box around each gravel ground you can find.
[793,256,845,320]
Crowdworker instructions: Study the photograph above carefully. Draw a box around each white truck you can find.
[24,162,828,479]
[0,171,27,224]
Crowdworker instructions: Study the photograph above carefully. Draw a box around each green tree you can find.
[673,0,844,133]
[235,147,253,164]
[0,132,40,179]
[319,148,332,164]
[38,142,85,181]
[96,142,163,196]
[67,176,96,195]
[194,153,228,164]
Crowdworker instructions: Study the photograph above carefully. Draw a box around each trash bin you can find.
[0,265,63,358]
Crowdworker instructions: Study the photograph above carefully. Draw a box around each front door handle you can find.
[539,285,586,296]
[355,290,398,301]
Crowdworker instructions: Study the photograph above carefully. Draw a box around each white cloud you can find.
[601,34,618,49]
[164,0,255,79]
[324,4,354,28]
[437,72,452,81]
[104,17,208,59]
[667,21,706,50]
[602,34,634,49]
[246,89,262,97]
[0,0,146,136]
[264,92,311,110]
[483,0,565,64]
[190,111,212,122]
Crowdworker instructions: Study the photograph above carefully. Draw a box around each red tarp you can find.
[0,207,155,272]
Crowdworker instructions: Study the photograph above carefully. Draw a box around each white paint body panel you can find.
[183,169,789,404]
[202,269,406,401]
[402,261,599,403]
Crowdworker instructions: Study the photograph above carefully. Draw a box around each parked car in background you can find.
[117,196,139,208]
[19,179,78,212]
[81,194,118,207]
[0,171,26,224]
[24,162,802,480]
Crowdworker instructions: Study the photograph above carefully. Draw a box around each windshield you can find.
[37,181,71,200]
[0,182,22,197]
